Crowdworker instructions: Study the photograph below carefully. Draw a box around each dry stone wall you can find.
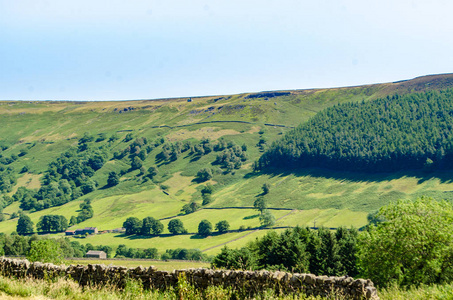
[0,257,378,299]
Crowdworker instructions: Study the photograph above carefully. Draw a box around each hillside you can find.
[259,89,453,172]
[1,73,453,255]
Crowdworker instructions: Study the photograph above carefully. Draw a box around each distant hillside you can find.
[259,89,453,172]
[1,73,453,253]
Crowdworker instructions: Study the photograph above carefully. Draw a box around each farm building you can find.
[84,227,98,234]
[86,250,107,259]
[74,227,98,235]
[65,230,75,236]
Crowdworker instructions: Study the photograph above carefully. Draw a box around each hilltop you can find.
[1,73,453,255]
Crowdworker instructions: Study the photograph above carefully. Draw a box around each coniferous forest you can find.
[259,89,453,172]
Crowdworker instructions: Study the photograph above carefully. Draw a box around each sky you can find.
[1,0,453,101]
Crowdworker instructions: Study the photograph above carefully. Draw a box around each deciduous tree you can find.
[215,220,230,233]
[16,214,34,235]
[198,220,212,237]
[358,197,453,286]
[168,219,186,235]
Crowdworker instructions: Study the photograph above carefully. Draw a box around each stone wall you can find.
[0,257,378,299]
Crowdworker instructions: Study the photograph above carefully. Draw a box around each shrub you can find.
[358,197,453,287]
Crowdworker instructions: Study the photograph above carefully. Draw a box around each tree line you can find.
[12,133,110,212]
[212,197,453,288]
[158,138,248,174]
[0,232,208,262]
[122,216,230,237]
[259,89,453,172]
[212,226,358,277]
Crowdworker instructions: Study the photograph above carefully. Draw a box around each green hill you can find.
[259,89,453,172]
[1,73,453,255]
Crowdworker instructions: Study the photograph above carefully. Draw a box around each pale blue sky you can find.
[1,0,452,100]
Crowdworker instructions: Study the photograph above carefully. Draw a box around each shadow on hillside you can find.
[115,233,193,240]
[243,214,259,220]
[260,166,453,185]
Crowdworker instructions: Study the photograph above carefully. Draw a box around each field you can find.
[1,74,453,255]
[65,258,210,271]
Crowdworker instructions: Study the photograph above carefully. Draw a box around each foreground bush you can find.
[358,197,453,287]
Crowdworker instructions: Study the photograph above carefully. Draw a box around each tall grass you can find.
[379,283,453,300]
[0,274,336,300]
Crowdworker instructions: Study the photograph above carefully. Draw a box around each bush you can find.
[215,220,230,233]
[196,168,213,182]
[27,239,63,264]
[358,197,453,287]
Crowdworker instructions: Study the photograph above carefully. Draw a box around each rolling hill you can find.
[1,73,453,255]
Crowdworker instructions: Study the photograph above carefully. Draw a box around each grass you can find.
[276,209,368,229]
[65,258,210,271]
[379,283,453,300]
[8,173,41,196]
[75,230,267,254]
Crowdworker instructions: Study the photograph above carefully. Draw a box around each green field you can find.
[2,74,453,255]
[65,258,209,271]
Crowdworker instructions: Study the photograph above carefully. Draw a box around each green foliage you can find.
[27,239,63,264]
[16,146,105,211]
[214,141,247,172]
[197,219,212,237]
[215,220,230,233]
[259,210,275,227]
[212,226,359,275]
[195,168,213,182]
[130,156,143,170]
[16,214,33,235]
[358,197,453,287]
[317,227,342,276]
[254,196,267,214]
[260,89,453,172]
[107,171,120,187]
[36,215,68,233]
[254,228,309,273]
[123,217,141,235]
[147,166,158,179]
[69,216,78,226]
[262,183,270,195]
[161,248,208,261]
[200,184,213,195]
[77,199,94,223]
[0,167,16,193]
[211,246,256,270]
[140,217,163,236]
[168,219,187,235]
[124,133,134,142]
[115,244,159,259]
[181,202,200,215]
[201,194,213,206]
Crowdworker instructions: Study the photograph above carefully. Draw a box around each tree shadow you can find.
[243,214,259,220]
[189,156,202,163]
[243,171,261,179]
[262,166,453,185]
[190,234,207,240]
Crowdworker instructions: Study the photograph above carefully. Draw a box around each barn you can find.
[86,250,107,259]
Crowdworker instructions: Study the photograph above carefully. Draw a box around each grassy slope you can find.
[1,74,453,254]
